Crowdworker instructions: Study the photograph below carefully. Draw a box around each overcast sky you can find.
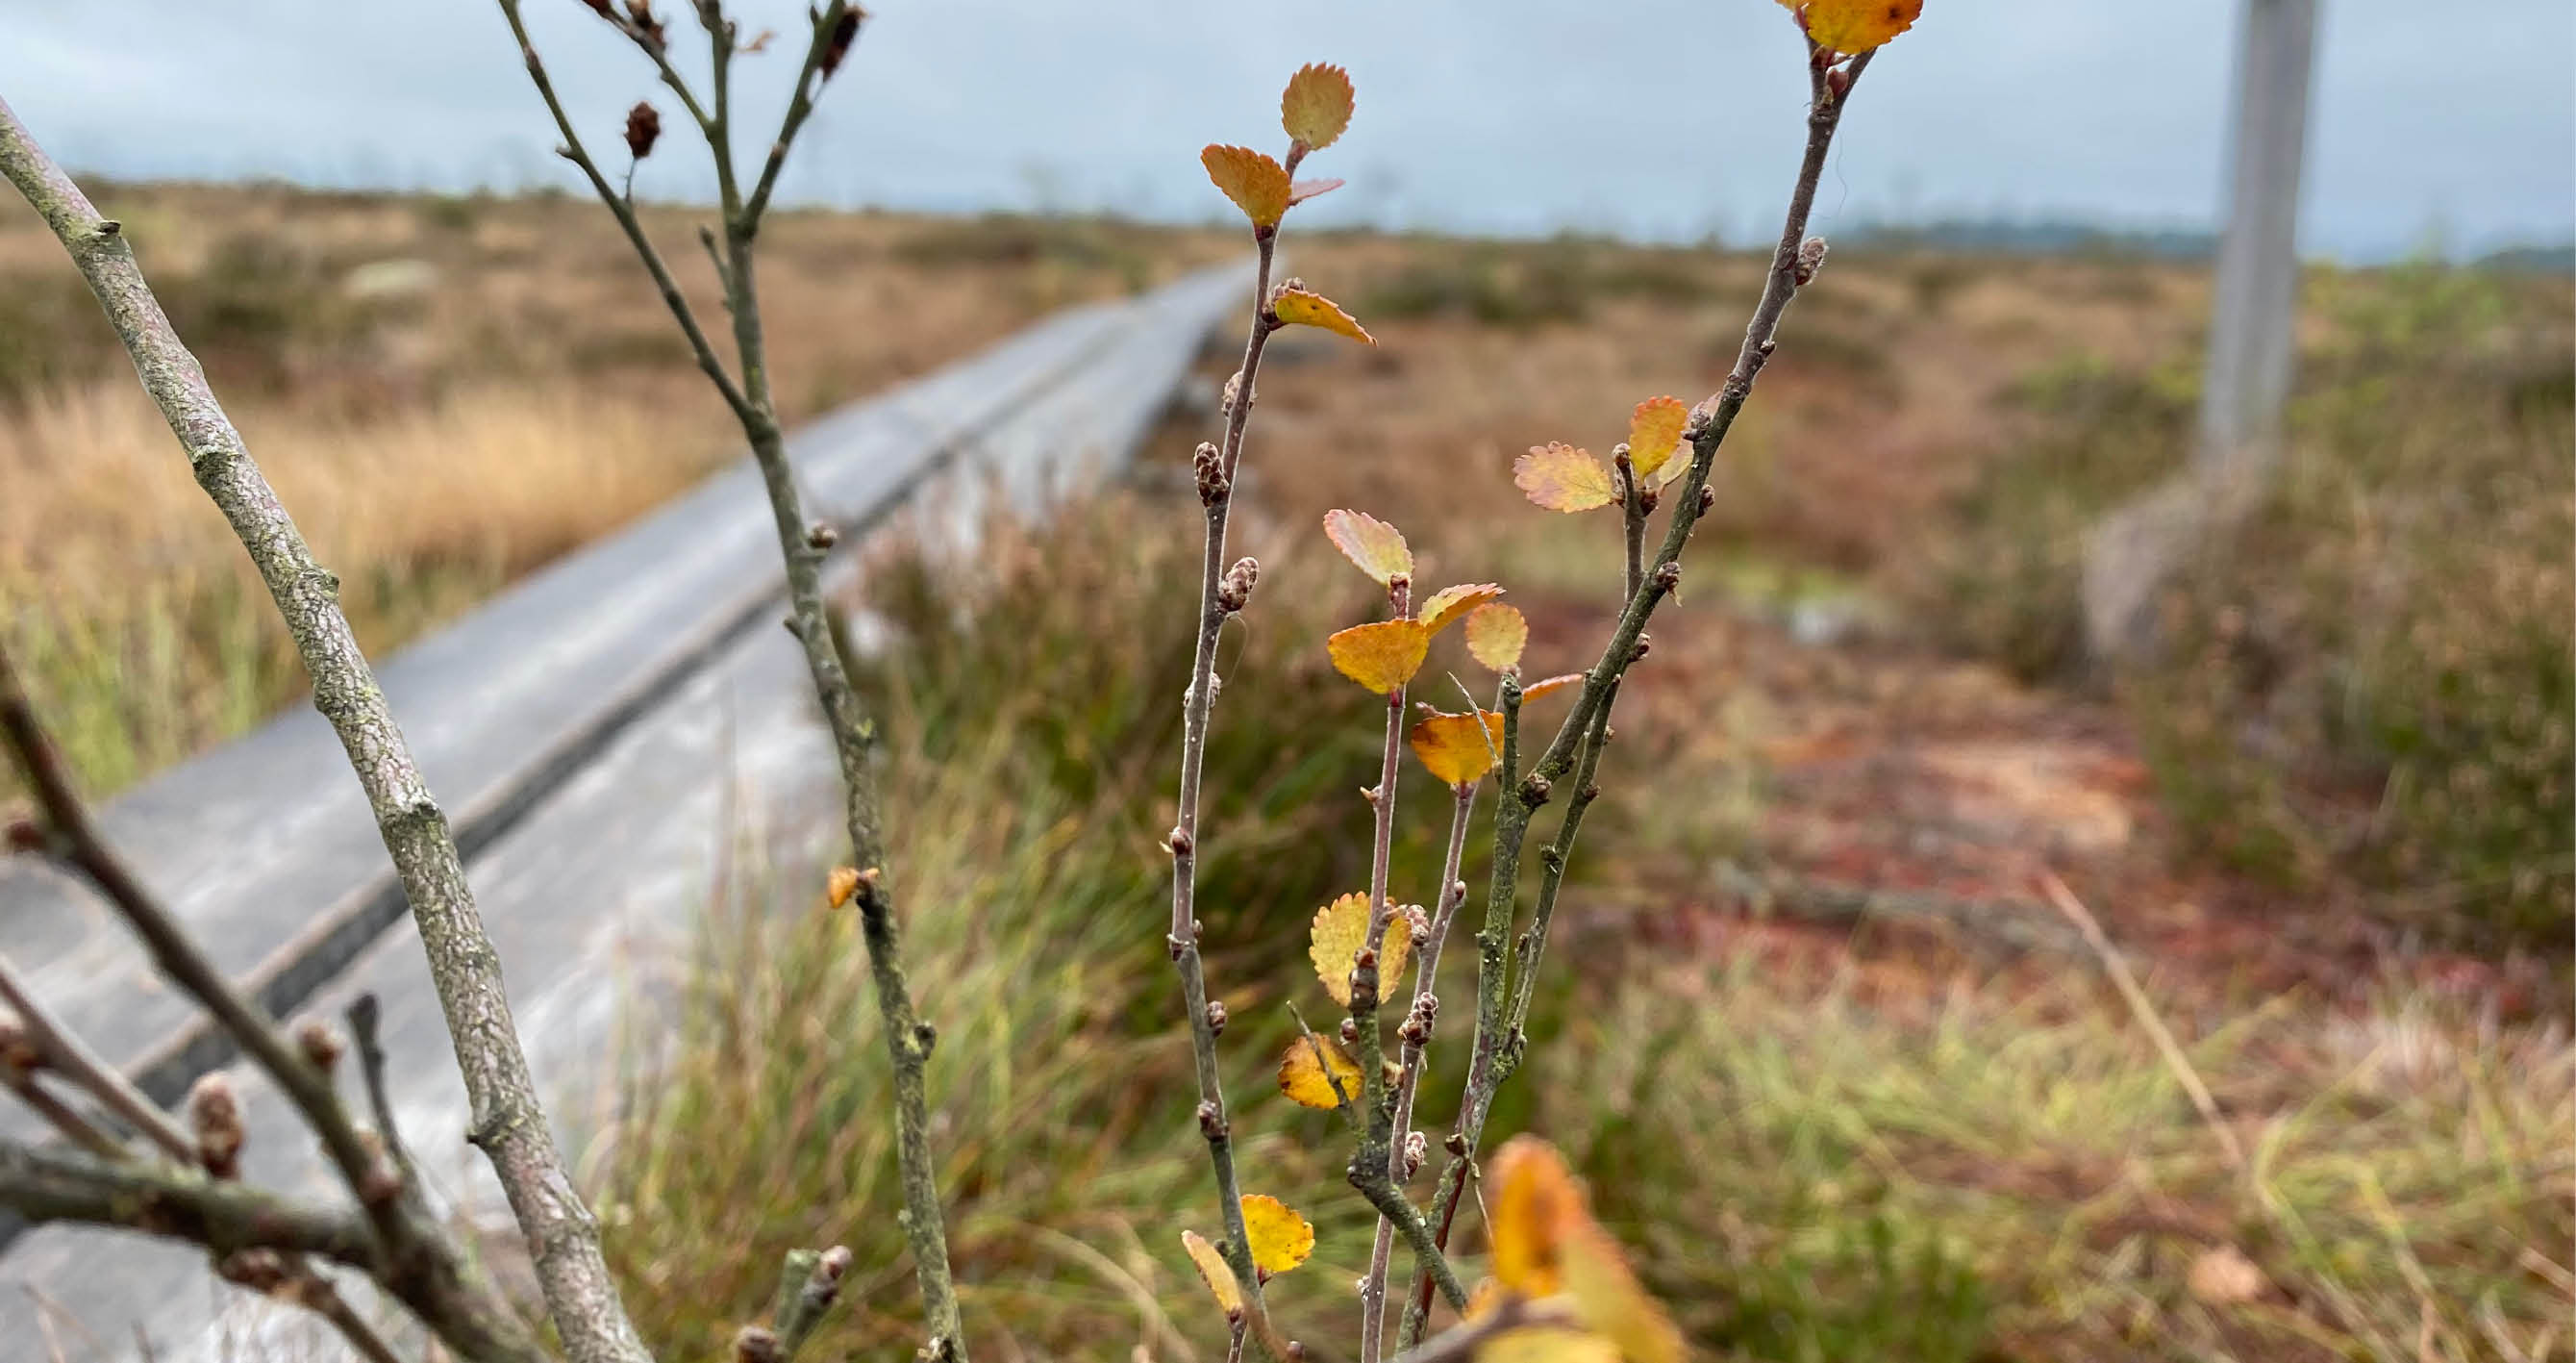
[4,1,2569,261]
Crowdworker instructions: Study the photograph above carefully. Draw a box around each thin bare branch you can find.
[0,1138,380,1266]
[0,951,191,1162]
[2,1135,532,1363]
[1363,784,1476,1360]
[492,4,968,1350]
[1165,226,1291,1357]
[0,1068,125,1162]
[742,2,855,235]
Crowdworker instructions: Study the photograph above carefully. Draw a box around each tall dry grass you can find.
[0,181,1230,799]
[594,492,2574,1362]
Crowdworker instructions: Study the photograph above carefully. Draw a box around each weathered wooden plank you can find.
[0,297,1125,1103]
[0,265,1243,1357]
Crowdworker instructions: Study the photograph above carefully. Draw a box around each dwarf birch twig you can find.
[1401,44,1878,1350]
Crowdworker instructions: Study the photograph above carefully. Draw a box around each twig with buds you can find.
[495,4,969,1353]
[1397,41,1880,1350]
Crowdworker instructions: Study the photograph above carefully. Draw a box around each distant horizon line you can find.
[63,166,2576,272]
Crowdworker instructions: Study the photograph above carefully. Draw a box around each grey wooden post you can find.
[2196,0,2318,477]
[2084,0,2320,660]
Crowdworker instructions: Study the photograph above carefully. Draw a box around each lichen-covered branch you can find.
[0,99,643,1363]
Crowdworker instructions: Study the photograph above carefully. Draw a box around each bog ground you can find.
[2,184,2568,1361]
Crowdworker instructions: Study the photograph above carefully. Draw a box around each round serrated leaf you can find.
[1201,144,1290,227]
[1514,442,1615,513]
[1281,63,1355,150]
[1411,709,1506,787]
[1465,602,1528,673]
[1626,395,1688,480]
[1327,618,1429,694]
[1785,0,1922,54]
[1278,1034,1363,1109]
[1323,508,1413,584]
[1310,892,1413,1006]
[1239,1195,1316,1275]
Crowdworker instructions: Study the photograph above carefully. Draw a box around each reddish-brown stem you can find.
[1165,224,1293,1360]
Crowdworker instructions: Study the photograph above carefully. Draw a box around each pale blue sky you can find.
[4,1,2569,261]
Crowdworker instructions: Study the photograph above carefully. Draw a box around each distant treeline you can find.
[1843,215,2575,274]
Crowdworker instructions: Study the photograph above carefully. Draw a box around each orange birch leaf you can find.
[1328,619,1429,694]
[1420,583,1504,635]
[1514,442,1615,513]
[1788,0,1923,53]
[1410,709,1507,787]
[1310,891,1413,1006]
[1465,602,1529,672]
[1281,62,1355,150]
[1202,143,1290,226]
[1274,287,1374,344]
[1181,1229,1243,1316]
[1625,395,1688,480]
[1240,1195,1316,1275]
[1520,671,1585,703]
[1324,508,1413,584]
[1278,1034,1364,1109]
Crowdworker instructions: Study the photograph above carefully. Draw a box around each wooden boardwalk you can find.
[0,263,1242,1359]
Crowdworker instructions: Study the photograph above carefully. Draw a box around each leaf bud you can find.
[623,101,662,160]
[1794,235,1830,286]
[188,1073,244,1179]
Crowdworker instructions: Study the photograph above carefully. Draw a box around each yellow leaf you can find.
[1513,442,1615,513]
[1624,396,1688,480]
[1278,1034,1364,1109]
[1310,892,1413,1006]
[1280,62,1355,150]
[1324,509,1413,585]
[1201,144,1291,227]
[1477,1328,1622,1363]
[1487,1135,1582,1298]
[1274,287,1374,344]
[1239,1195,1316,1275]
[1561,1218,1685,1363]
[1411,709,1505,787]
[1787,0,1923,53]
[1420,583,1503,635]
[1328,618,1429,694]
[1465,602,1528,673]
[1521,671,1584,703]
[1181,1229,1244,1317]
